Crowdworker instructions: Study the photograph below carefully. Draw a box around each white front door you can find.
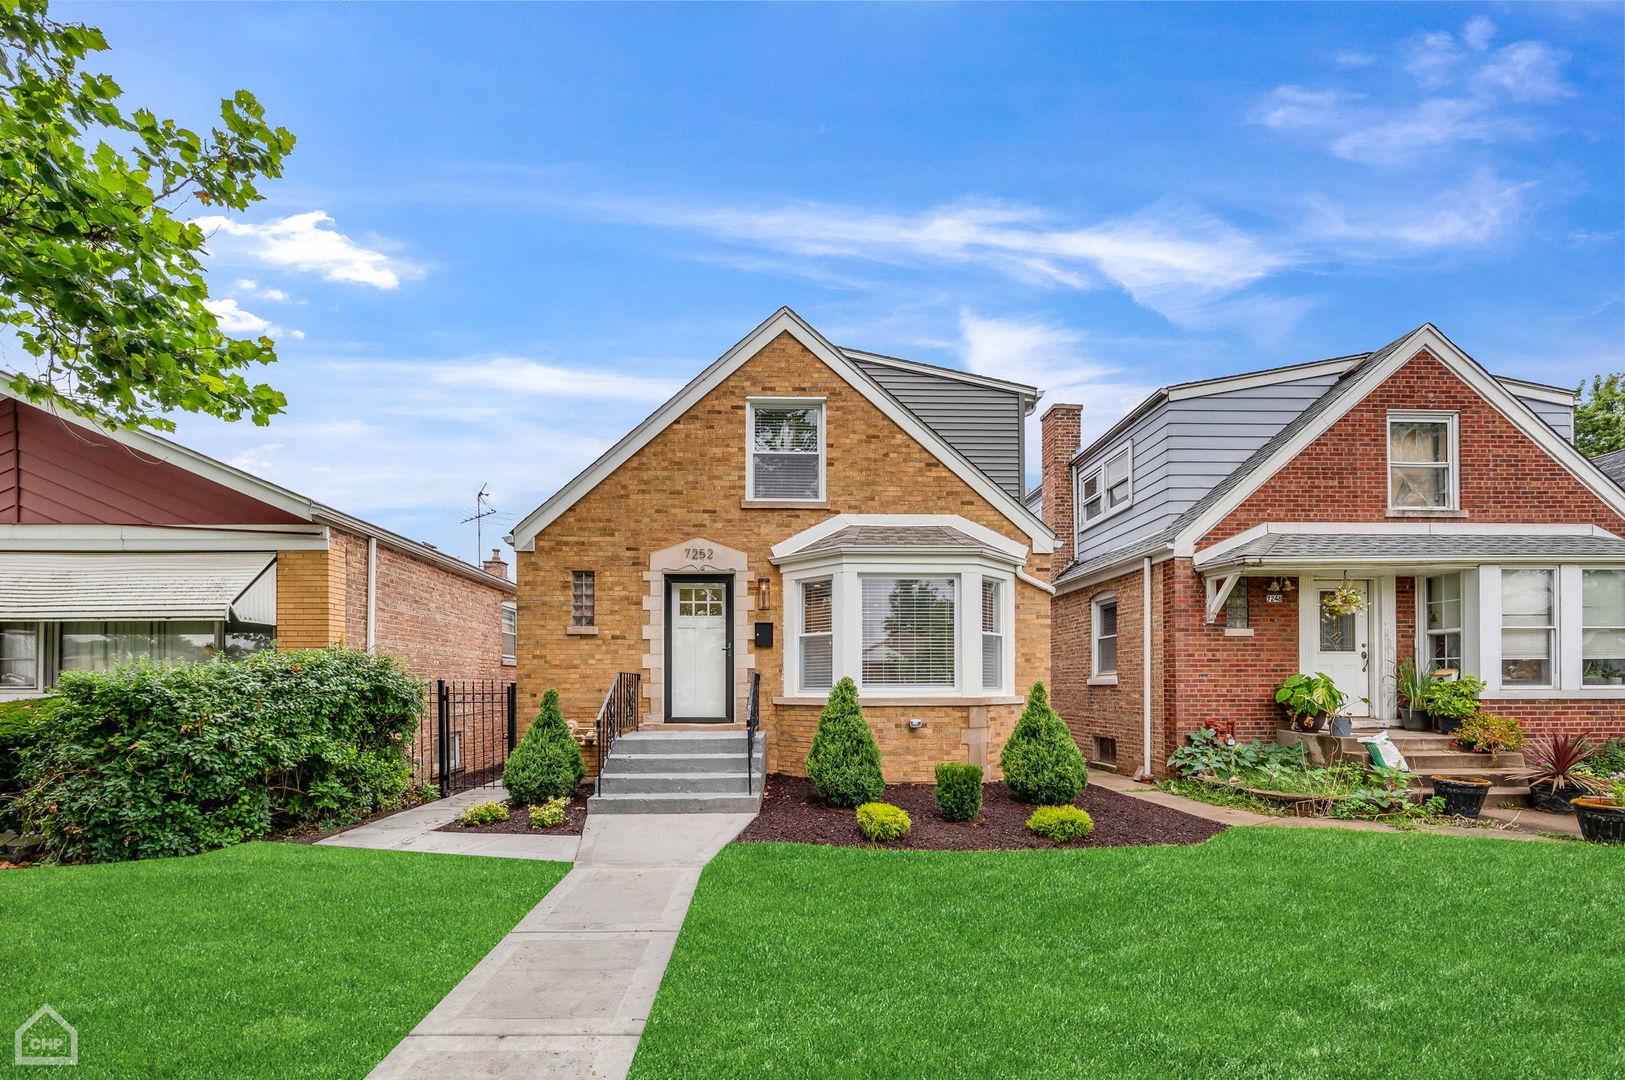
[668,578,730,721]
[1308,579,1372,717]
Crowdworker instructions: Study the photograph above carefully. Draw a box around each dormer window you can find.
[1077,445,1132,524]
[1388,411,1458,511]
[747,398,825,502]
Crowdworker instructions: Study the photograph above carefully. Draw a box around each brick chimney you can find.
[482,548,509,581]
[1040,403,1082,573]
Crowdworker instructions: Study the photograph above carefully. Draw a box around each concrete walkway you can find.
[366,812,756,1080]
[317,786,581,862]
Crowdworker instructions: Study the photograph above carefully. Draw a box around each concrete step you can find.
[1402,751,1525,771]
[597,771,754,795]
[604,750,762,775]
[587,791,763,815]
[613,730,762,755]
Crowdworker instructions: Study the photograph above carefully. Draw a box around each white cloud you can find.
[1334,52,1376,69]
[193,211,421,289]
[1463,15,1496,52]
[204,297,275,335]
[627,197,1290,328]
[338,356,684,402]
[1251,86,1357,130]
[1329,97,1515,164]
[1471,41,1573,102]
[232,278,291,303]
[227,443,282,475]
[1306,170,1530,247]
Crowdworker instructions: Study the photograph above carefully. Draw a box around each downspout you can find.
[365,537,377,653]
[1141,556,1154,779]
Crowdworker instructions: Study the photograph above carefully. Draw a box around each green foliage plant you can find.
[1025,805,1095,843]
[805,677,884,809]
[502,689,585,804]
[0,0,296,431]
[1000,682,1087,805]
[1274,673,1346,730]
[457,801,508,827]
[528,796,569,829]
[0,696,57,828]
[1575,373,1625,456]
[933,762,983,822]
[1393,659,1432,711]
[855,802,911,842]
[1451,711,1527,755]
[15,648,423,862]
[1425,676,1486,721]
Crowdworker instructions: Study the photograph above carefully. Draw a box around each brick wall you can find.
[1039,404,1082,572]
[1052,565,1149,773]
[518,330,1051,782]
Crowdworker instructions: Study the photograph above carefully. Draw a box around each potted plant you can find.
[1450,711,1526,756]
[1584,661,1625,687]
[1430,775,1492,818]
[1572,780,1625,844]
[1513,733,1597,814]
[1274,673,1346,733]
[1425,675,1485,736]
[1392,660,1433,732]
[1322,581,1366,616]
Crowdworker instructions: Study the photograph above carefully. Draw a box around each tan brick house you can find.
[1041,324,1625,777]
[508,308,1054,783]
[0,390,516,700]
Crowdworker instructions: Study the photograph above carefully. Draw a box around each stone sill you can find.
[1224,628,1255,637]
[742,499,830,510]
[1385,508,1469,519]
[566,625,599,636]
[1481,688,1625,700]
[1086,675,1119,687]
[773,695,1023,707]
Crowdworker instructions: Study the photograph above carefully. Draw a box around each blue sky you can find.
[57,2,1625,562]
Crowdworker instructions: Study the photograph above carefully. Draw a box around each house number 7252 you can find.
[684,547,714,562]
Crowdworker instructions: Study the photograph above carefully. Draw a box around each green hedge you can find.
[16,648,424,863]
[934,762,983,822]
[1000,682,1088,805]
[806,678,885,809]
[503,689,585,804]
[0,698,58,831]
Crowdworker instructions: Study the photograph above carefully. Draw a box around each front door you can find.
[666,576,732,723]
[1309,578,1372,718]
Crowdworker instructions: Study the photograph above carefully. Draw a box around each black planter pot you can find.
[1400,708,1432,732]
[1430,775,1492,818]
[1573,799,1625,844]
[1529,783,1591,815]
[1329,715,1353,737]
[1432,712,1465,736]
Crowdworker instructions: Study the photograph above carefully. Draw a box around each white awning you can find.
[0,552,276,621]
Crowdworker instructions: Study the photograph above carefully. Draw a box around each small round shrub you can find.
[1000,682,1088,805]
[805,678,885,808]
[855,802,911,842]
[528,795,568,829]
[504,689,586,804]
[457,800,509,826]
[1025,805,1095,844]
[934,762,984,822]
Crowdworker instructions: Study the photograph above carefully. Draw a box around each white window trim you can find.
[1580,568,1625,687]
[0,620,45,698]
[1496,565,1558,691]
[1473,564,1625,698]
[500,602,518,666]
[1090,591,1120,683]
[745,396,826,503]
[780,557,1016,699]
[1074,444,1133,542]
[1386,410,1459,513]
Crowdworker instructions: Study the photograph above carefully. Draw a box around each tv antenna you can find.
[461,484,498,562]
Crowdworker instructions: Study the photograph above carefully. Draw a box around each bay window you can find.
[1583,570,1625,685]
[1500,569,1555,688]
[59,620,220,672]
[799,578,834,692]
[981,578,1004,690]
[861,577,956,689]
[1388,411,1457,511]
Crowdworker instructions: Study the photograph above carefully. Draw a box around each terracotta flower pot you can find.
[1572,798,1625,844]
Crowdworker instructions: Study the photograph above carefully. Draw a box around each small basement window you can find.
[571,571,596,627]
[1093,735,1118,764]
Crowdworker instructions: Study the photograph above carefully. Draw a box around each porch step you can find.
[1403,751,1525,772]
[587,791,764,815]
[589,729,765,815]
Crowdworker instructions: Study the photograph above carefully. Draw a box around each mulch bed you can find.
[432,782,594,837]
[736,774,1226,851]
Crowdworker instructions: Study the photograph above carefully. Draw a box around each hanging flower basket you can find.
[1322,583,1366,616]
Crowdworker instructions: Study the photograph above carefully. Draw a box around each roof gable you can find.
[507,308,1053,552]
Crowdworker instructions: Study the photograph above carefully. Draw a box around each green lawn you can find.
[0,842,567,1079]
[631,829,1625,1080]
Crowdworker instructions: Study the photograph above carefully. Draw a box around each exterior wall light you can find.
[756,576,772,612]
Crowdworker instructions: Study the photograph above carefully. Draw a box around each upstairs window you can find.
[1389,411,1457,511]
[1077,445,1132,524]
[748,399,824,501]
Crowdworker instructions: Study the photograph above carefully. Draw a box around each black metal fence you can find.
[412,679,517,795]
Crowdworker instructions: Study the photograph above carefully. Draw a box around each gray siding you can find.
[850,358,1028,497]
[1513,394,1574,441]
[1074,373,1341,562]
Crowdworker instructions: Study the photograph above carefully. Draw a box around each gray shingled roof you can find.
[1595,449,1625,488]
[798,524,986,553]
[1198,532,1625,567]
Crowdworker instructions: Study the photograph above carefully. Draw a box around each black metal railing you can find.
[594,672,642,794]
[744,670,761,795]
[414,679,517,795]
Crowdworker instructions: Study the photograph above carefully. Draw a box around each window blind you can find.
[800,579,833,691]
[861,577,955,687]
[751,405,822,500]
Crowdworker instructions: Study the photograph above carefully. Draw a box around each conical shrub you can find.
[1000,681,1087,804]
[503,689,585,805]
[805,677,884,808]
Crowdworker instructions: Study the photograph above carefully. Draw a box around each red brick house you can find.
[507,307,1054,806]
[1042,324,1625,777]
[0,390,516,703]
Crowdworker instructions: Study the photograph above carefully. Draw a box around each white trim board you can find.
[1171,324,1625,556]
[1195,521,1622,565]
[507,308,1054,553]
